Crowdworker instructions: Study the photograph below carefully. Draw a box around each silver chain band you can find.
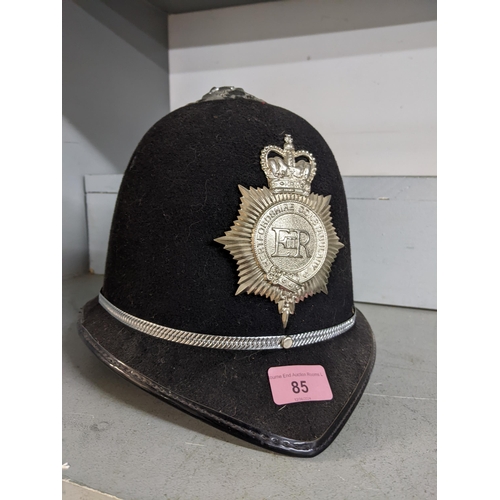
[98,293,356,350]
[197,86,264,103]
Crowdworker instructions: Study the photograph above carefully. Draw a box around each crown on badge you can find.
[260,135,317,196]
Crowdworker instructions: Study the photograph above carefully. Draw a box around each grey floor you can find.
[63,275,436,500]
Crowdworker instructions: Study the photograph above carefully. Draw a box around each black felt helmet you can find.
[79,87,376,457]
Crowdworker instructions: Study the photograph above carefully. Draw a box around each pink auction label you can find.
[267,365,333,405]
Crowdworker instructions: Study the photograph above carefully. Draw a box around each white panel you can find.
[346,177,436,309]
[87,193,118,275]
[169,2,436,177]
[63,117,118,277]
[85,174,124,194]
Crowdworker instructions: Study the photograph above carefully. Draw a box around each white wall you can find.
[62,0,170,276]
[169,0,436,177]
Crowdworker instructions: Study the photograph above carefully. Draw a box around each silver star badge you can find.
[216,135,344,328]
